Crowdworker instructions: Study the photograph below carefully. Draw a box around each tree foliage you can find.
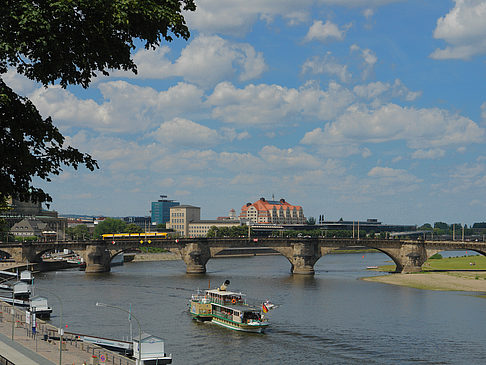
[126,223,143,233]
[206,225,249,238]
[1,80,98,203]
[418,223,433,231]
[0,0,196,204]
[66,224,91,240]
[434,222,449,230]
[0,0,196,87]
[93,218,127,238]
[306,216,316,225]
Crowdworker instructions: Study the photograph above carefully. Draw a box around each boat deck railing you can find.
[191,294,208,302]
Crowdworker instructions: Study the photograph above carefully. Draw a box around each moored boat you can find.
[189,280,271,333]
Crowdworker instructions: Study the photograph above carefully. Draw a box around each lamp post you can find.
[37,288,63,365]
[96,302,142,365]
[11,288,15,340]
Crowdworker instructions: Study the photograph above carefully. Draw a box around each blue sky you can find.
[6,0,486,225]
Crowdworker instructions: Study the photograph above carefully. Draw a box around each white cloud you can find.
[353,81,390,99]
[353,80,420,103]
[361,148,372,158]
[184,0,404,35]
[119,35,266,87]
[301,103,484,156]
[363,8,374,19]
[150,118,220,147]
[149,119,249,148]
[207,81,354,126]
[300,127,368,157]
[65,131,164,171]
[431,0,486,60]
[325,103,484,149]
[363,166,422,195]
[220,128,250,141]
[30,81,205,133]
[350,45,377,79]
[259,146,322,169]
[2,69,38,95]
[411,148,446,160]
[304,20,349,42]
[302,54,352,83]
[442,162,486,193]
[185,0,310,35]
[368,166,421,183]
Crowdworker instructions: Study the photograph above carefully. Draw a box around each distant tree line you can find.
[206,225,250,238]
[417,222,486,236]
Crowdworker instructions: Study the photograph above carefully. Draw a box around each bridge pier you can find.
[84,245,111,273]
[380,243,430,273]
[289,242,320,275]
[181,242,211,274]
[7,245,38,263]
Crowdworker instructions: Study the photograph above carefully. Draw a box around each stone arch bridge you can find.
[1,238,485,275]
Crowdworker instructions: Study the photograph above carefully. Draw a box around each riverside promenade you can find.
[0,301,135,365]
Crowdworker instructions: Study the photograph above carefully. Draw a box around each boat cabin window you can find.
[243,312,261,321]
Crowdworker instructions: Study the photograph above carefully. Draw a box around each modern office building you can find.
[151,195,180,225]
[239,197,305,224]
[166,205,201,236]
[167,205,243,237]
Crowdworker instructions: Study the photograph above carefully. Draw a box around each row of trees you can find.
[205,226,377,239]
[66,218,144,240]
[206,225,249,238]
[66,218,168,240]
[418,222,486,236]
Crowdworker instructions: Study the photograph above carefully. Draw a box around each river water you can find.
[34,252,486,364]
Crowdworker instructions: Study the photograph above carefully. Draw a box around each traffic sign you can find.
[100,354,106,363]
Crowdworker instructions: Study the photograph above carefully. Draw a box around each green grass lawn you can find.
[378,255,486,273]
[424,255,486,271]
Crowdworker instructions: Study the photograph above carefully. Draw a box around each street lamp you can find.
[96,302,142,365]
[37,288,63,365]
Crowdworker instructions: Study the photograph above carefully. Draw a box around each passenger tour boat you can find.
[189,280,272,333]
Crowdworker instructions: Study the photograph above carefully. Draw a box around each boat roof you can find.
[215,303,260,312]
[205,289,245,297]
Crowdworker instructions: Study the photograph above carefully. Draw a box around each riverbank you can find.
[362,271,486,292]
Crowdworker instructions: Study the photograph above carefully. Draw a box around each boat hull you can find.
[211,316,268,333]
[191,314,212,322]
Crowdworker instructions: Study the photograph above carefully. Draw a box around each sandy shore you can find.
[363,272,486,292]
[131,252,180,261]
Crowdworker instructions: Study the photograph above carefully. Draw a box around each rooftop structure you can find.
[151,195,180,225]
[239,197,305,225]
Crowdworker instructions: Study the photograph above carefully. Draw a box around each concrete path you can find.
[0,331,54,364]
[0,302,135,365]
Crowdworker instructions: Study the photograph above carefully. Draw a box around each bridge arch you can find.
[108,248,141,264]
[29,247,88,264]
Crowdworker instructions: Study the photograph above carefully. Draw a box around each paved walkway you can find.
[0,331,53,365]
[0,302,135,365]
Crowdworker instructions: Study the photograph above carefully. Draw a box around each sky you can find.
[5,0,486,225]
